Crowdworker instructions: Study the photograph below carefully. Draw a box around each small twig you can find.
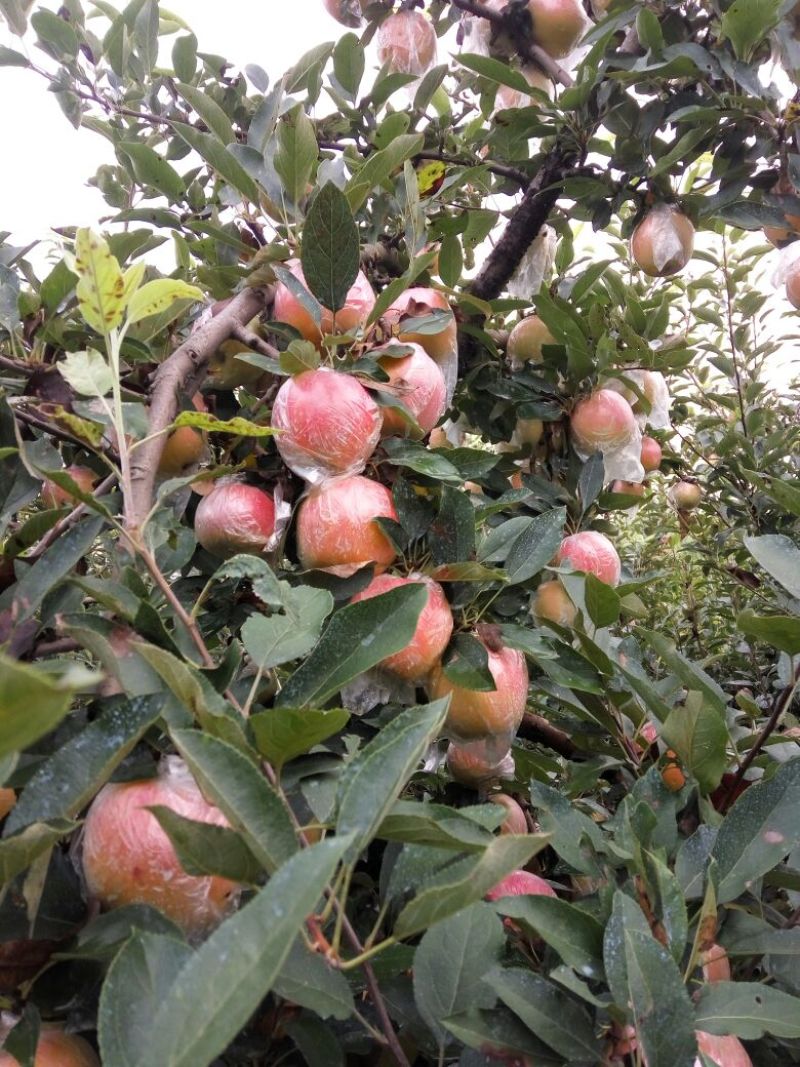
[27,637,81,659]
[126,286,270,533]
[518,711,576,757]
[229,323,281,361]
[718,668,800,814]
[319,139,529,186]
[0,354,36,377]
[448,0,575,87]
[26,474,117,562]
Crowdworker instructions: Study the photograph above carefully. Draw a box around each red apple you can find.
[557,530,621,586]
[486,868,556,901]
[271,367,381,483]
[0,789,15,820]
[382,287,458,366]
[506,314,555,364]
[640,435,662,472]
[668,480,702,511]
[296,475,399,576]
[693,1032,752,1067]
[322,0,362,27]
[81,758,239,937]
[611,480,645,497]
[158,426,205,477]
[194,481,276,558]
[446,741,513,787]
[350,573,453,681]
[527,0,588,58]
[41,465,98,509]
[428,637,528,741]
[376,9,437,76]
[0,1026,99,1067]
[570,389,638,456]
[489,794,529,834]
[631,205,695,277]
[532,579,577,626]
[378,344,447,438]
[273,259,375,346]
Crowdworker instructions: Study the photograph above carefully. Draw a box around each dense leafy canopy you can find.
[0,0,799,1065]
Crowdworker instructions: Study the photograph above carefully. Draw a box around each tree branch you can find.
[518,712,576,758]
[718,668,800,814]
[448,0,575,87]
[468,146,573,302]
[125,286,270,534]
[229,323,281,361]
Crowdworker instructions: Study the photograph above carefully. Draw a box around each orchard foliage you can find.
[0,0,799,1065]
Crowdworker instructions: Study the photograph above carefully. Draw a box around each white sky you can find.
[0,1,796,389]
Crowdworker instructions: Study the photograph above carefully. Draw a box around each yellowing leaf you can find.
[416,160,446,198]
[73,228,125,333]
[172,412,276,437]
[122,261,147,305]
[127,279,205,325]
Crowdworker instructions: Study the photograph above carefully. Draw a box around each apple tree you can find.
[0,0,799,1064]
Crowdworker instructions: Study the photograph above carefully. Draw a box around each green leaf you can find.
[603,892,696,1067]
[274,104,318,208]
[737,609,800,655]
[147,806,263,884]
[641,630,727,714]
[504,507,566,585]
[276,584,428,708]
[172,123,259,203]
[0,514,105,620]
[127,279,204,325]
[584,573,621,628]
[496,896,604,976]
[120,142,185,201]
[301,183,359,314]
[430,485,476,566]
[345,133,424,212]
[395,833,549,938]
[336,699,449,861]
[377,799,496,851]
[0,820,78,885]
[0,655,77,761]
[73,228,125,332]
[413,903,505,1044]
[486,968,604,1062]
[59,348,114,397]
[171,33,197,80]
[711,758,800,903]
[175,82,235,147]
[661,696,728,794]
[528,781,605,876]
[332,32,364,98]
[456,52,534,92]
[31,9,77,58]
[172,412,275,437]
[744,533,800,600]
[171,729,297,874]
[99,931,193,1067]
[250,707,349,771]
[694,981,800,1039]
[0,45,28,66]
[273,940,354,1021]
[130,838,350,1067]
[5,695,162,835]
[242,586,333,672]
[720,0,781,60]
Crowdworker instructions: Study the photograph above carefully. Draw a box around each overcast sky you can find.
[0,0,338,246]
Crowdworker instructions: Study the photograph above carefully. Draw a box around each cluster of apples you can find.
[324,0,591,79]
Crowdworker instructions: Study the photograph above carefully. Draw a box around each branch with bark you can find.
[518,711,576,758]
[469,144,574,302]
[125,286,271,534]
